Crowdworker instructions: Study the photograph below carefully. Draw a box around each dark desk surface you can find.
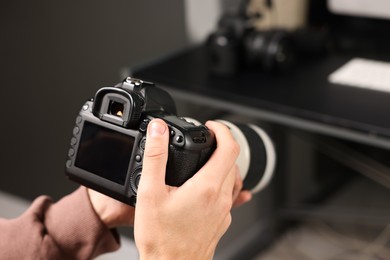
[132,45,390,149]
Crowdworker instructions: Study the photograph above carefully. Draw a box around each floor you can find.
[1,176,389,260]
[255,177,390,260]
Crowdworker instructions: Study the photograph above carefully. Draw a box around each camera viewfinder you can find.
[109,101,124,117]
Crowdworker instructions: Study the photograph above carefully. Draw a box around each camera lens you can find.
[216,120,276,193]
[109,101,124,117]
[184,117,276,193]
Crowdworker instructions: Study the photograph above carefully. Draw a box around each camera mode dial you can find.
[130,168,142,194]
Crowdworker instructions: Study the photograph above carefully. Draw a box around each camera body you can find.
[65,77,215,206]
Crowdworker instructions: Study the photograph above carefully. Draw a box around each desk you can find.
[130,45,390,259]
[132,45,390,150]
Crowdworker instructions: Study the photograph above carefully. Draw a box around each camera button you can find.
[135,154,142,162]
[130,168,142,194]
[70,137,77,146]
[139,119,150,132]
[175,135,184,143]
[66,160,72,168]
[68,148,75,157]
[82,104,89,111]
[76,116,82,124]
[135,175,141,188]
[73,126,80,135]
[140,138,146,151]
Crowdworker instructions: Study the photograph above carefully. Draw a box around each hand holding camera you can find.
[65,77,276,206]
[135,119,244,259]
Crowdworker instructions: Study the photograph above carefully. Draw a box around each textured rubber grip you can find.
[165,145,215,186]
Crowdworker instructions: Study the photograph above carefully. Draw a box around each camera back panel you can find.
[66,101,143,205]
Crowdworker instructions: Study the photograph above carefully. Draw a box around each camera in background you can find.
[206,0,329,76]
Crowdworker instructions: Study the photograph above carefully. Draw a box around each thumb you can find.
[138,119,169,193]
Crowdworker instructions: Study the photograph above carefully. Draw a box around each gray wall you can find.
[0,0,187,200]
[1,2,279,258]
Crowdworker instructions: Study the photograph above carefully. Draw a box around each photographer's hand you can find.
[134,119,250,260]
[88,189,135,228]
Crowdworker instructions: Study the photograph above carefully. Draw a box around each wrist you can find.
[87,188,115,228]
[139,253,214,260]
[137,245,215,260]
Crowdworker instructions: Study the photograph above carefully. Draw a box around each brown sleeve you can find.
[0,187,120,259]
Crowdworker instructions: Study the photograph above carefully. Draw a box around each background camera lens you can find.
[109,101,124,117]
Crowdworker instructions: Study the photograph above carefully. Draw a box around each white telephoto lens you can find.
[185,118,276,193]
[217,120,276,193]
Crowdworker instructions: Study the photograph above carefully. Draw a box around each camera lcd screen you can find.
[75,121,135,185]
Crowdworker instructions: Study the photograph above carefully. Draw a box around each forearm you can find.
[0,187,120,259]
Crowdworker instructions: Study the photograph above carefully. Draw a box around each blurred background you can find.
[0,0,188,199]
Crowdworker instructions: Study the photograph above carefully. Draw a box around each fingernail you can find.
[149,120,166,137]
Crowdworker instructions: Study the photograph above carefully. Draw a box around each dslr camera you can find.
[65,77,276,207]
[65,77,216,206]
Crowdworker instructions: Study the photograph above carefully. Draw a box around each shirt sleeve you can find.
[0,187,121,259]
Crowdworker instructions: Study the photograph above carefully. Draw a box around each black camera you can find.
[66,77,277,206]
[65,77,215,206]
[206,13,294,76]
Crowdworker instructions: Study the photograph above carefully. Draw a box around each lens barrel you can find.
[217,120,276,193]
[185,118,276,194]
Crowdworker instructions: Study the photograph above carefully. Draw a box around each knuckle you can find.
[144,145,166,160]
[222,213,232,232]
[200,183,219,201]
[226,213,232,226]
[220,196,233,213]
